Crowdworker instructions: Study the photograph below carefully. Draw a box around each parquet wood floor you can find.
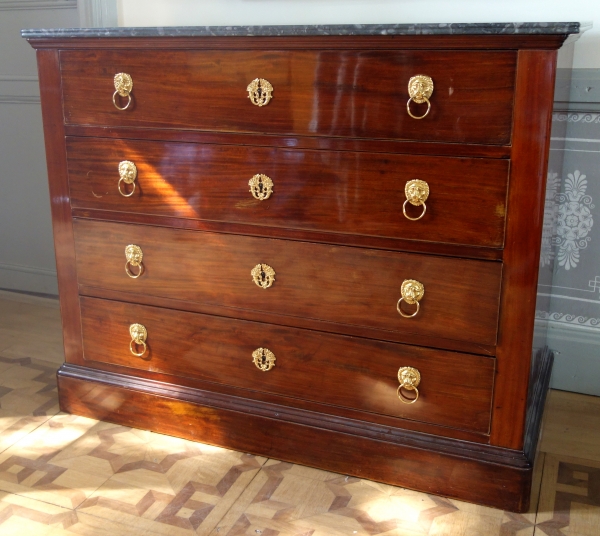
[0,289,598,535]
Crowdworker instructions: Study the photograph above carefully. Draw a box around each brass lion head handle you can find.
[129,323,147,357]
[118,160,137,197]
[403,180,430,221]
[113,72,133,111]
[251,263,276,289]
[397,279,425,318]
[247,78,273,107]
[125,244,144,279]
[397,366,421,404]
[407,75,433,120]
[252,347,276,371]
[249,174,274,201]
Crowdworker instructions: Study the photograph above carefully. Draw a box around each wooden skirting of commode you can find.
[58,364,533,512]
[25,22,581,512]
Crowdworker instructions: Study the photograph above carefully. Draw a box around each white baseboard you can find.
[541,320,600,396]
[0,262,58,295]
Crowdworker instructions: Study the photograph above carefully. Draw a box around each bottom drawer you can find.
[80,296,495,434]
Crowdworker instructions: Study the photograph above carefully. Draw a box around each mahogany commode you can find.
[24,22,580,512]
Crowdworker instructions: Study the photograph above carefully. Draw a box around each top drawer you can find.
[60,49,516,145]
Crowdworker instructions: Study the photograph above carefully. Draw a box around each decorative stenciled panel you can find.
[542,113,599,325]
[538,111,600,395]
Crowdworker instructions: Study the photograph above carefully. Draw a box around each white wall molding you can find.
[0,262,58,295]
[0,96,41,104]
[77,0,117,27]
[0,75,40,104]
[0,0,77,10]
[536,318,600,395]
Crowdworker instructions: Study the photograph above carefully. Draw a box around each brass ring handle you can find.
[247,78,273,107]
[406,96,431,120]
[397,298,420,318]
[129,339,147,357]
[113,72,133,111]
[118,177,136,197]
[402,200,427,221]
[403,179,430,221]
[397,384,419,404]
[113,91,132,111]
[117,160,137,198]
[252,347,276,371]
[406,75,433,120]
[251,264,276,289]
[129,323,147,357]
[397,279,425,319]
[397,366,421,404]
[124,245,144,279]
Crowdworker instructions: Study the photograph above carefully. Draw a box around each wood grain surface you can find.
[67,136,509,248]
[73,219,503,347]
[490,49,558,450]
[60,49,516,144]
[80,296,495,433]
[36,49,84,366]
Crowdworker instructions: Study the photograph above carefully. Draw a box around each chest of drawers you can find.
[25,23,580,512]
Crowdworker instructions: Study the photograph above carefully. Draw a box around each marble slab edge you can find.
[22,22,582,39]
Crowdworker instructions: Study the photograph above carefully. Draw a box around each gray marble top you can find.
[22,22,582,40]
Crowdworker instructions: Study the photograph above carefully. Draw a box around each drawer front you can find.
[80,296,495,434]
[67,137,509,248]
[60,49,516,145]
[74,220,502,346]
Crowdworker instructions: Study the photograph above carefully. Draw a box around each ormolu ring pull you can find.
[403,179,430,221]
[112,91,132,111]
[252,347,276,371]
[125,244,144,279]
[113,72,133,111]
[402,200,426,221]
[407,75,433,120]
[406,96,431,120]
[397,279,425,319]
[118,178,136,197]
[118,160,137,198]
[129,339,147,356]
[129,323,147,357]
[397,298,420,318]
[397,366,421,404]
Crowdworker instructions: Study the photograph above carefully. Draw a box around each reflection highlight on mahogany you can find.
[125,143,200,220]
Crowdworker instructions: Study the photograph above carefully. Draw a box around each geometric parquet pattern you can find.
[1,289,599,535]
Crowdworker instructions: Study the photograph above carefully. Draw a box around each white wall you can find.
[117,0,598,67]
[0,1,79,295]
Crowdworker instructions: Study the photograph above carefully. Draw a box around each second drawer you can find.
[80,296,495,434]
[67,136,509,249]
[74,220,502,347]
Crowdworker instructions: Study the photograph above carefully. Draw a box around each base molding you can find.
[58,364,538,512]
[524,346,554,460]
[0,262,58,295]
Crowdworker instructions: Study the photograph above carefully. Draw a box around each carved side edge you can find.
[523,346,554,461]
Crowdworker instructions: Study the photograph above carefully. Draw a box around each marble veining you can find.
[22,22,581,39]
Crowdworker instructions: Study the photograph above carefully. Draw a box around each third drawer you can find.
[74,219,503,347]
